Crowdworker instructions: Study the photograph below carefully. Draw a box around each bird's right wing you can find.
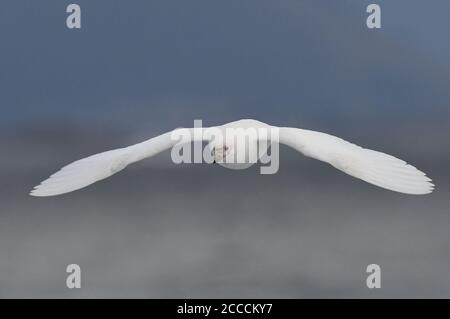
[279,127,434,195]
[30,128,208,197]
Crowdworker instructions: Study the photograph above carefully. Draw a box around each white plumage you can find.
[30,119,434,196]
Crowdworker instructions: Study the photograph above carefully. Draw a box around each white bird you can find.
[30,119,434,196]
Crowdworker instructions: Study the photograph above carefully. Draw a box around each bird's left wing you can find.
[278,127,434,195]
[30,127,208,197]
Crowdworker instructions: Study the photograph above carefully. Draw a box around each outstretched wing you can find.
[30,128,208,197]
[279,127,434,195]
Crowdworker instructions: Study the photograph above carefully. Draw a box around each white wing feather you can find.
[279,127,434,195]
[30,148,132,197]
[30,128,205,197]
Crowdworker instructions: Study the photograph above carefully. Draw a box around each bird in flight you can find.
[30,119,434,196]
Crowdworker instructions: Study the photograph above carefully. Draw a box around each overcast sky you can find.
[1,0,449,133]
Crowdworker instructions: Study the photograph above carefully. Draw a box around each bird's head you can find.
[210,144,233,163]
[206,127,261,169]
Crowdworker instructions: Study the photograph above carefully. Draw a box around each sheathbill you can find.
[30,119,434,196]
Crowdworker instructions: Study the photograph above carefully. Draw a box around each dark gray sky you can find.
[1,0,449,132]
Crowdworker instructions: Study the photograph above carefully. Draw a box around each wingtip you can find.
[29,185,46,197]
[29,182,61,197]
[405,178,435,195]
[425,180,435,194]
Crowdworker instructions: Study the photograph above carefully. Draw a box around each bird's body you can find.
[30,119,434,196]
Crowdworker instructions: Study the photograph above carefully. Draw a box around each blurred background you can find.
[0,0,449,298]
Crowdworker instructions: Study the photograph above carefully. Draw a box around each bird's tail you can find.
[30,147,131,197]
